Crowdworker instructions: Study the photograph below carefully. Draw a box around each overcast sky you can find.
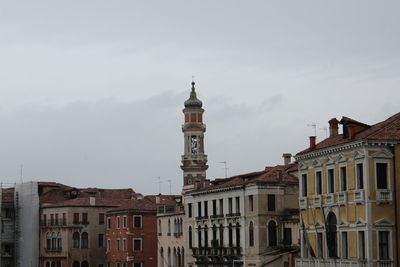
[0,1,399,194]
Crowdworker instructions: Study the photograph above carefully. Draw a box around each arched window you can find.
[249,222,254,247]
[72,232,80,248]
[57,232,62,250]
[236,223,240,247]
[219,225,224,246]
[268,221,277,247]
[181,247,185,266]
[167,247,171,267]
[177,247,181,267]
[327,212,338,258]
[212,225,217,247]
[46,232,52,250]
[51,262,55,267]
[228,223,233,246]
[179,218,183,235]
[197,226,202,248]
[168,219,171,235]
[72,261,80,267]
[188,226,193,248]
[160,247,164,267]
[51,232,57,250]
[81,261,89,267]
[173,247,177,267]
[204,225,208,247]
[81,232,89,248]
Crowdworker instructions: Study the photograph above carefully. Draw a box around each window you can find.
[356,163,364,189]
[268,221,277,247]
[328,169,334,193]
[358,231,365,259]
[73,213,79,224]
[81,232,88,248]
[133,238,142,251]
[50,214,54,225]
[55,214,59,225]
[43,214,47,226]
[198,226,202,247]
[107,238,111,251]
[82,213,88,224]
[98,234,104,248]
[249,195,254,211]
[249,222,254,246]
[235,197,240,213]
[197,202,202,217]
[134,263,142,267]
[235,223,240,247]
[123,216,127,228]
[376,163,388,189]
[62,213,66,226]
[107,217,111,229]
[301,174,308,197]
[340,166,347,191]
[378,231,390,260]
[228,198,233,213]
[204,201,208,217]
[117,238,120,251]
[188,203,192,218]
[116,216,121,229]
[123,238,127,251]
[283,228,292,246]
[72,232,80,248]
[46,232,52,249]
[134,216,142,228]
[212,200,217,216]
[188,226,193,248]
[228,224,233,246]
[267,194,276,211]
[204,225,209,247]
[341,232,348,259]
[158,220,162,235]
[316,171,322,195]
[99,213,105,224]
[317,232,323,258]
[219,199,224,215]
[167,219,171,235]
[57,232,62,249]
[219,225,224,246]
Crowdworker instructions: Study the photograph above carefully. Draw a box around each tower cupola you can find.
[184,82,203,109]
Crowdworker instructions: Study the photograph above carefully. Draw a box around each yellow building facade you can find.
[295,114,400,267]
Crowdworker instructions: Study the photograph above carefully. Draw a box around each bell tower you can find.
[181,81,208,193]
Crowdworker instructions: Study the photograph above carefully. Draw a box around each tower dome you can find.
[184,81,203,108]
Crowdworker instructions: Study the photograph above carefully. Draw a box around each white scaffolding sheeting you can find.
[15,182,40,267]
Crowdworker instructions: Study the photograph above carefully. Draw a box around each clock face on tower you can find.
[191,136,199,155]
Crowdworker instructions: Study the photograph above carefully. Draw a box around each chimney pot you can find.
[89,197,95,206]
[309,136,316,149]
[282,153,292,165]
[329,118,339,137]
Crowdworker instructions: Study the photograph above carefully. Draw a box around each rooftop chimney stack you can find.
[309,136,316,149]
[329,118,339,137]
[282,153,292,165]
[89,197,96,206]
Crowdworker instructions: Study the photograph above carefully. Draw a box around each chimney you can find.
[282,153,291,165]
[156,194,161,204]
[89,197,96,206]
[309,136,316,149]
[329,118,339,137]
[348,125,355,139]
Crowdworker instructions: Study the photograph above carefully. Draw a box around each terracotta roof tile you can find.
[297,112,400,155]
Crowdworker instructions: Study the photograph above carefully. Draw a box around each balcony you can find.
[295,258,364,267]
[376,189,392,203]
[195,216,209,221]
[210,214,224,219]
[226,213,241,218]
[45,247,62,252]
[312,195,322,207]
[354,189,364,203]
[325,194,335,206]
[337,192,347,205]
[377,260,393,267]
[192,246,241,257]
[299,197,307,210]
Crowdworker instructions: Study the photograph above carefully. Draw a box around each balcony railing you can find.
[45,247,62,252]
[295,258,364,267]
[313,195,322,207]
[354,189,364,203]
[299,197,307,210]
[376,189,392,203]
[192,246,241,257]
[195,216,209,221]
[337,191,347,205]
[41,219,67,227]
[210,214,224,219]
[226,213,241,218]
[325,194,335,206]
[377,260,393,267]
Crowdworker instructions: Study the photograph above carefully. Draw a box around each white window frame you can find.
[123,216,127,229]
[116,216,121,229]
[299,171,308,197]
[133,238,143,252]
[355,160,364,190]
[315,168,323,195]
[375,159,391,190]
[133,215,142,229]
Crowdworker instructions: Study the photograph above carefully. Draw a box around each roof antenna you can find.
[157,177,162,194]
[219,161,228,178]
[307,122,317,136]
[320,127,328,138]
[167,179,172,195]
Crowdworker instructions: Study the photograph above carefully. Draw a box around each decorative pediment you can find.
[371,150,393,159]
[338,220,349,228]
[312,159,323,168]
[353,150,365,160]
[374,218,394,227]
[299,162,308,170]
[314,221,324,229]
[355,218,366,226]
[324,156,335,166]
[337,154,348,163]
